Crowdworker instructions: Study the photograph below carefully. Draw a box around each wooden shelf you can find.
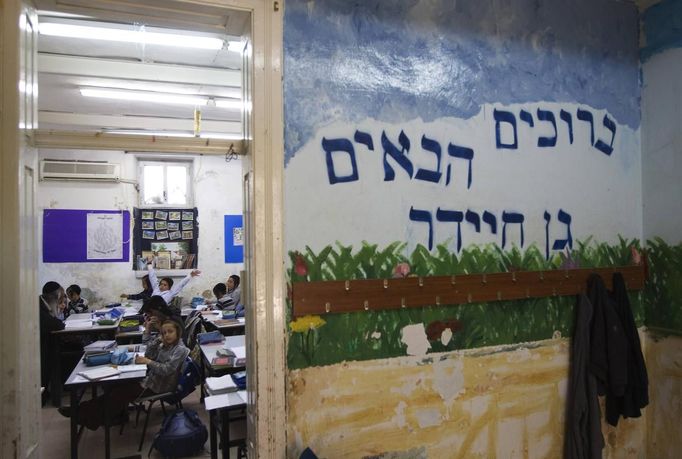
[291,265,647,317]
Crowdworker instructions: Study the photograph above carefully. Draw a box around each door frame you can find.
[0,0,286,456]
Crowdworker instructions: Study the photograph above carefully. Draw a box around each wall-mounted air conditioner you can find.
[40,159,121,182]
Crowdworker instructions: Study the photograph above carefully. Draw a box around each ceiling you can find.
[34,0,248,145]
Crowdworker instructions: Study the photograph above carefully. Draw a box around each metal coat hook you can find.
[345,280,350,291]
[481,273,487,284]
[467,293,472,303]
[451,275,456,286]
[497,291,502,301]
[564,269,570,279]
[418,277,424,287]
[363,300,369,311]
[325,302,331,313]
[435,296,440,306]
[552,287,557,297]
[401,297,406,308]
[383,279,389,289]
[539,271,545,282]
[512,271,517,282]
[525,287,530,298]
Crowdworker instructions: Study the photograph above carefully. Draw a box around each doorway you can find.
[0,0,285,457]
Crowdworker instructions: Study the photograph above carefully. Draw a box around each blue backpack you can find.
[149,409,207,458]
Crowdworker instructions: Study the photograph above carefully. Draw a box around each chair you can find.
[133,355,201,452]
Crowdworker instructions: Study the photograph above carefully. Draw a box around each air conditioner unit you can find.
[40,159,121,182]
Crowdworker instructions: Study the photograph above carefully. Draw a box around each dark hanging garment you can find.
[605,273,649,424]
[564,293,604,459]
[586,273,628,403]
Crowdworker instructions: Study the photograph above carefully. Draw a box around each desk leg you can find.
[210,411,217,459]
[70,390,78,459]
[200,357,206,402]
[51,336,63,407]
[220,410,229,459]
[103,388,111,459]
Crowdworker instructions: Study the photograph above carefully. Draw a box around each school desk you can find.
[204,390,247,459]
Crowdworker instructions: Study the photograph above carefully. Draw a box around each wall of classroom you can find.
[37,149,243,306]
[282,0,680,457]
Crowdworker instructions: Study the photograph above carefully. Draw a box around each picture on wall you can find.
[182,211,194,220]
[169,211,181,221]
[141,211,154,220]
[154,210,168,220]
[155,251,171,269]
[156,230,169,240]
[155,221,168,230]
[142,221,154,230]
[143,230,156,239]
[169,231,182,240]
[182,231,193,239]
[182,221,193,230]
[168,222,180,231]
[132,207,198,270]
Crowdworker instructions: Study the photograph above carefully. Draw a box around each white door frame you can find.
[0,0,286,456]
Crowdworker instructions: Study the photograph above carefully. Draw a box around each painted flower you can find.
[425,319,463,341]
[294,254,308,277]
[290,315,326,333]
[630,246,642,265]
[559,249,579,270]
[393,262,411,278]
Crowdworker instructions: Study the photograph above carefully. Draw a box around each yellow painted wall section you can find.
[288,338,651,458]
[645,334,682,459]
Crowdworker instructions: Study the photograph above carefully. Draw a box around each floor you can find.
[40,390,245,458]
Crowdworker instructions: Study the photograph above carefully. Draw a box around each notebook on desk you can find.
[78,366,120,381]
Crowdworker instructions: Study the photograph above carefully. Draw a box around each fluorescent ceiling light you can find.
[200,133,242,140]
[39,22,224,50]
[81,88,208,106]
[80,87,242,109]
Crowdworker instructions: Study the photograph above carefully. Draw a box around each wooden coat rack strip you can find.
[291,265,647,317]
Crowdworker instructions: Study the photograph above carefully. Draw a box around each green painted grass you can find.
[286,237,678,369]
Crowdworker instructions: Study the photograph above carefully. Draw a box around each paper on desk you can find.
[65,319,93,329]
[204,392,245,411]
[117,364,147,373]
[230,346,246,360]
[66,313,93,322]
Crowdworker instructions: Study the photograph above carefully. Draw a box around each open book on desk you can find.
[78,366,120,381]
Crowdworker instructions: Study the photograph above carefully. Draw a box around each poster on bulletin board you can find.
[224,215,244,263]
[43,209,130,262]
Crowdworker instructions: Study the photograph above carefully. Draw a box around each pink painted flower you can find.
[559,249,579,270]
[393,262,411,278]
[631,246,642,265]
[294,254,308,277]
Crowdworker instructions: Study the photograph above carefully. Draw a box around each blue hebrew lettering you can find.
[409,206,434,251]
[551,209,573,251]
[501,211,525,249]
[543,211,551,260]
[577,108,595,146]
[594,114,616,156]
[436,208,464,252]
[465,210,480,232]
[494,109,518,149]
[560,109,574,144]
[321,137,359,185]
[519,109,534,127]
[415,135,443,183]
[482,211,497,234]
[381,130,413,181]
[446,143,474,188]
[536,109,557,147]
[354,130,374,151]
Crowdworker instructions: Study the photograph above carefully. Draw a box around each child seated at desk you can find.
[147,263,201,314]
[65,284,89,318]
[39,281,66,404]
[139,295,183,343]
[207,282,236,310]
[120,274,153,301]
[58,319,189,430]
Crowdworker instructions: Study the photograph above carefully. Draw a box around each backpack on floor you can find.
[149,409,207,458]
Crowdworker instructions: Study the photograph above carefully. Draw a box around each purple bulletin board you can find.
[43,209,130,262]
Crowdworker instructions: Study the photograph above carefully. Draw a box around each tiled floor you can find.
[40,390,244,458]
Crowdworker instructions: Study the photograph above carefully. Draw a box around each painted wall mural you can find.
[283,0,651,456]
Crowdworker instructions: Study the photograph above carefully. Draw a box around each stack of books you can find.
[83,340,117,355]
[205,374,238,396]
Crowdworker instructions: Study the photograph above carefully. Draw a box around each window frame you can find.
[137,159,194,208]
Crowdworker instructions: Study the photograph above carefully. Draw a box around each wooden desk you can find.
[182,309,246,336]
[63,358,146,459]
[204,391,247,459]
[51,318,120,407]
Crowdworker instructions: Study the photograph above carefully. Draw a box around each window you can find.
[139,160,193,207]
